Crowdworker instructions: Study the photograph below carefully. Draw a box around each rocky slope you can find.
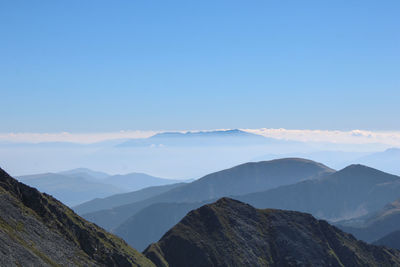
[0,168,154,267]
[144,198,400,267]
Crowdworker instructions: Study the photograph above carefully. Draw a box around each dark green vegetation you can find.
[144,198,400,267]
[83,158,333,231]
[0,168,154,267]
[74,183,185,214]
[237,164,400,221]
[337,198,400,243]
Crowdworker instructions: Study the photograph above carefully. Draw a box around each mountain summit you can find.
[145,198,400,267]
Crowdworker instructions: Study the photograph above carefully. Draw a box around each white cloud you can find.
[1,128,400,147]
[243,128,400,146]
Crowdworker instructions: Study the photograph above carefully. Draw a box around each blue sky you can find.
[1,0,399,132]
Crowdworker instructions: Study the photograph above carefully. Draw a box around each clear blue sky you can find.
[1,0,399,132]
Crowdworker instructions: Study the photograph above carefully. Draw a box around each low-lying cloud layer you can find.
[1,128,400,147]
[244,128,400,146]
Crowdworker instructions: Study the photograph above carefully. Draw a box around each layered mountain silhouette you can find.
[144,198,400,267]
[0,168,154,266]
[96,162,400,251]
[337,198,400,243]
[352,148,400,175]
[238,164,400,221]
[17,172,124,206]
[115,202,206,251]
[374,230,400,250]
[74,183,186,214]
[18,169,179,206]
[83,158,333,230]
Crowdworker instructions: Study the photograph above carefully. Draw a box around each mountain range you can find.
[81,160,400,251]
[82,158,333,231]
[2,164,400,266]
[17,169,180,206]
[144,198,400,267]
[337,198,400,243]
[117,129,282,147]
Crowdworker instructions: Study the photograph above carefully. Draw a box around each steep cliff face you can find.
[144,198,400,267]
[0,168,154,267]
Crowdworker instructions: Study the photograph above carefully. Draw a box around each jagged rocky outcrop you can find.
[144,198,400,267]
[0,168,154,267]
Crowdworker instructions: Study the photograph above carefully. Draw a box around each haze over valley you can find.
[1,0,399,266]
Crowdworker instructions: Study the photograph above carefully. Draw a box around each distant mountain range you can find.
[73,183,186,214]
[16,172,123,206]
[117,129,293,147]
[0,168,154,266]
[144,198,400,267]
[81,160,400,251]
[374,230,400,250]
[337,198,400,243]
[2,162,400,266]
[18,169,181,206]
[82,158,333,231]
[238,164,400,221]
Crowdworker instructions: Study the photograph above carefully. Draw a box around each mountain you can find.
[374,230,400,250]
[115,202,205,251]
[238,164,400,221]
[337,198,400,243]
[17,172,124,206]
[74,183,186,215]
[58,168,110,180]
[144,198,400,267]
[83,158,333,230]
[351,148,400,176]
[0,168,154,267]
[117,129,285,147]
[102,173,182,192]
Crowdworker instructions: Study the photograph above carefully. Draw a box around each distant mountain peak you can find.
[337,164,398,179]
[150,129,262,139]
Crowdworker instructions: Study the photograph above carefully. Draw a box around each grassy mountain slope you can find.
[0,168,154,267]
[144,198,400,267]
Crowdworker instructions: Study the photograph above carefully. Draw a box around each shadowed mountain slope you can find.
[74,183,185,215]
[144,198,400,267]
[374,230,400,250]
[102,173,182,192]
[237,164,400,221]
[338,198,400,243]
[0,168,154,267]
[83,158,333,230]
[115,202,206,251]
